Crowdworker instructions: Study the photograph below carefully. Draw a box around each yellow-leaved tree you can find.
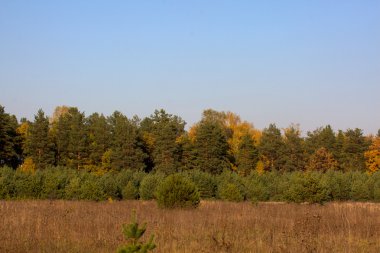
[364,137,380,174]
[224,112,261,158]
[306,147,338,172]
[187,110,261,174]
[19,157,36,173]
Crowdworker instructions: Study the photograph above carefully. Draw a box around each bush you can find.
[116,170,146,199]
[218,182,244,202]
[285,172,330,204]
[79,174,106,201]
[185,170,217,199]
[65,176,81,200]
[122,181,139,200]
[40,168,70,199]
[13,171,42,199]
[372,172,380,202]
[217,170,247,200]
[100,172,121,199]
[139,173,165,200]
[155,174,200,208]
[0,167,15,199]
[350,172,371,201]
[321,171,351,201]
[245,172,269,202]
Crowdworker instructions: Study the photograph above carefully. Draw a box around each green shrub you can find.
[262,171,289,201]
[218,182,244,202]
[122,181,139,200]
[155,174,200,208]
[245,172,269,202]
[185,170,217,199]
[13,171,42,199]
[100,172,121,199]
[321,171,351,201]
[64,175,81,200]
[0,167,15,199]
[79,174,106,201]
[116,170,135,189]
[350,172,371,201]
[116,170,146,199]
[40,168,70,199]
[372,172,380,202]
[139,173,165,200]
[217,170,247,200]
[285,172,330,204]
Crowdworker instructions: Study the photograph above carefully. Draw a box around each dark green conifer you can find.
[258,124,285,171]
[236,134,259,175]
[193,120,230,174]
[25,109,55,169]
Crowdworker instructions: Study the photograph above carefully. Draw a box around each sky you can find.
[0,1,379,134]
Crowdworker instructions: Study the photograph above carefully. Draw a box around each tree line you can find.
[1,104,379,174]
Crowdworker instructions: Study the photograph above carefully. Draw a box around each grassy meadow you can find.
[1,200,379,253]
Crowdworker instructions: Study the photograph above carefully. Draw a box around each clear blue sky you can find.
[1,1,379,134]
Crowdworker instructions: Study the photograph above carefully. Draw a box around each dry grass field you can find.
[0,200,379,253]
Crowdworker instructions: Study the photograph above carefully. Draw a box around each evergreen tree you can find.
[176,133,197,171]
[52,107,88,169]
[25,109,55,169]
[109,111,147,171]
[305,125,336,155]
[192,119,230,174]
[87,113,111,166]
[140,109,185,174]
[334,130,345,169]
[341,128,370,171]
[117,212,156,253]
[282,125,306,171]
[67,108,88,170]
[236,133,259,176]
[0,106,20,168]
[53,109,71,166]
[258,124,285,171]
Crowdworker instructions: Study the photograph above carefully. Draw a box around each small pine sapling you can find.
[117,212,156,253]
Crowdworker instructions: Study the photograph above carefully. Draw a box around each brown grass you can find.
[0,200,379,253]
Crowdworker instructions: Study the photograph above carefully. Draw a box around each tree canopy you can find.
[0,104,377,174]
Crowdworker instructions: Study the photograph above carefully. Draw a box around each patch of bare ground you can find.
[0,200,379,253]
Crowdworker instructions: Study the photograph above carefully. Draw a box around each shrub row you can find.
[1,166,380,203]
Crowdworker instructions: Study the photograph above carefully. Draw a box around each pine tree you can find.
[236,134,259,176]
[109,111,147,171]
[67,108,88,170]
[52,107,88,169]
[341,128,370,171]
[25,109,55,169]
[87,113,111,166]
[0,105,21,168]
[192,119,230,174]
[334,130,345,169]
[305,125,336,155]
[140,109,185,174]
[53,109,71,166]
[258,124,285,171]
[282,125,306,171]
[117,212,156,253]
